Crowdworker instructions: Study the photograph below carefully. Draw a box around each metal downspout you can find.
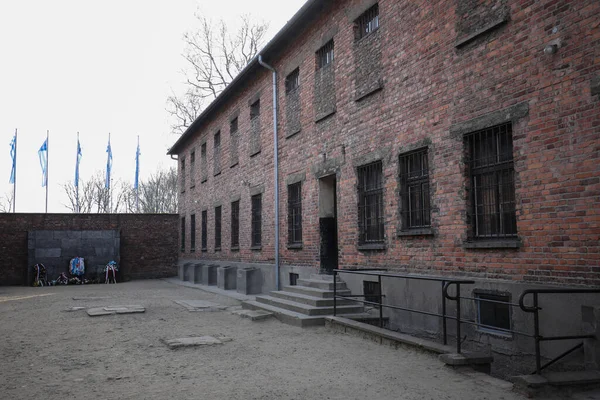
[258,55,280,291]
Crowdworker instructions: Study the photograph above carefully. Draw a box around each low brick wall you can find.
[0,214,178,285]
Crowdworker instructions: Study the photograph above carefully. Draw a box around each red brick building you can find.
[169,0,599,369]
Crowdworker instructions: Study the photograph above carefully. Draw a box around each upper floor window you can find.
[355,4,379,40]
[231,200,240,249]
[214,131,221,176]
[201,142,207,183]
[357,161,384,244]
[190,151,196,187]
[399,148,431,230]
[190,214,196,252]
[285,68,300,94]
[230,117,239,167]
[180,158,186,193]
[250,99,260,120]
[201,210,208,251]
[180,216,185,252]
[316,40,334,70]
[466,122,516,239]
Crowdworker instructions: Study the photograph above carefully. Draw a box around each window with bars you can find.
[289,273,299,286]
[201,143,207,183]
[230,117,239,167]
[357,161,385,245]
[180,158,186,192]
[250,99,260,120]
[231,200,240,249]
[316,40,334,70]
[476,292,511,335]
[201,210,208,251]
[214,206,222,251]
[214,131,221,176]
[251,194,262,248]
[363,281,381,305]
[399,148,431,230]
[190,214,196,252]
[466,123,517,239]
[287,182,302,245]
[190,151,195,187]
[355,3,379,40]
[285,68,300,94]
[180,216,185,252]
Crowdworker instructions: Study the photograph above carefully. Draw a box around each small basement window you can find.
[289,273,299,286]
[363,281,381,305]
[476,292,511,335]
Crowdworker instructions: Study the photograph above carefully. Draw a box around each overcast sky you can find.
[0,0,306,213]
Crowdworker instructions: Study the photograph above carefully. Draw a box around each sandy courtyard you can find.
[0,279,529,400]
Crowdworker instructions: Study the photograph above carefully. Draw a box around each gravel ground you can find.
[0,280,529,400]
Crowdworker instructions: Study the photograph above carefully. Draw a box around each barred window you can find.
[201,143,207,183]
[466,123,516,239]
[230,117,239,167]
[251,194,262,247]
[316,40,334,70]
[180,158,186,192]
[231,200,240,249]
[250,100,260,120]
[180,216,185,252]
[288,182,302,244]
[214,206,222,251]
[201,210,208,251]
[399,148,431,230]
[357,161,384,244]
[214,131,221,176]
[355,3,379,40]
[190,214,196,252]
[285,68,300,94]
[190,151,195,187]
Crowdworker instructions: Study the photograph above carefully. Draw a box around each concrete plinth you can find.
[237,267,261,295]
[218,266,237,290]
[202,264,218,286]
[192,263,203,284]
[182,262,194,281]
[582,305,600,370]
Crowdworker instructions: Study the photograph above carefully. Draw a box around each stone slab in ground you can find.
[65,306,87,312]
[73,297,110,300]
[161,335,233,349]
[87,305,145,317]
[231,309,273,321]
[174,300,227,312]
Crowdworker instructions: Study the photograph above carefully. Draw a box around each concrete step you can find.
[282,285,350,299]
[309,274,341,282]
[270,290,356,307]
[254,295,364,316]
[296,279,347,291]
[242,300,325,327]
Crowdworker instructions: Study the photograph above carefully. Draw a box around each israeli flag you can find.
[9,134,16,184]
[75,138,82,188]
[134,140,140,189]
[38,139,48,187]
[105,138,112,189]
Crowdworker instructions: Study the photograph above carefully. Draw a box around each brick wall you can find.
[0,214,178,285]
[175,0,600,287]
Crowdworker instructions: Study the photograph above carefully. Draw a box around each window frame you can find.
[250,99,260,120]
[190,151,196,188]
[354,3,380,40]
[285,68,300,94]
[230,117,239,167]
[316,40,335,70]
[214,206,222,251]
[399,148,431,232]
[287,182,302,245]
[357,160,385,246]
[180,158,186,193]
[475,291,512,337]
[251,194,262,248]
[200,142,208,183]
[180,216,185,253]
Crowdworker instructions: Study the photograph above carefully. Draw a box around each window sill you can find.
[463,239,521,249]
[190,249,195,253]
[315,108,336,123]
[201,179,207,184]
[231,246,240,252]
[354,27,380,43]
[358,243,386,251]
[287,243,303,250]
[355,81,383,102]
[397,228,434,237]
[201,248,207,252]
[286,128,301,139]
[250,149,261,158]
[250,245,262,251]
[180,190,185,194]
[215,247,221,252]
[230,162,239,169]
[455,13,509,48]
[214,171,221,177]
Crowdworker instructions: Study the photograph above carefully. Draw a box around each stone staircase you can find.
[242,274,375,327]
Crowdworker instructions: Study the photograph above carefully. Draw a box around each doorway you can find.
[319,175,338,274]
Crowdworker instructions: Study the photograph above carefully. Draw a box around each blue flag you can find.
[105,137,112,189]
[134,140,140,189]
[9,133,16,184]
[38,139,48,187]
[75,138,82,188]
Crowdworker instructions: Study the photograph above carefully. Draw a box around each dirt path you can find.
[0,280,527,400]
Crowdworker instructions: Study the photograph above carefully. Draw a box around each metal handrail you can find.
[333,269,475,354]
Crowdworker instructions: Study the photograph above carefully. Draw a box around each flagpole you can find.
[109,132,112,213]
[45,130,49,213]
[136,135,140,213]
[76,132,80,213]
[13,128,17,213]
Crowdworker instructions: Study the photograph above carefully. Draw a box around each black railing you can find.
[333,270,600,374]
[333,269,475,354]
[519,288,600,375]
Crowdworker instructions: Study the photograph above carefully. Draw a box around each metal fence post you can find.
[533,292,541,374]
[442,280,447,345]
[456,283,462,354]
[333,269,337,317]
[379,274,383,328]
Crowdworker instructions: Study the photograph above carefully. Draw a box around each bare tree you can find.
[167,14,269,134]
[138,167,178,214]
[0,191,14,213]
